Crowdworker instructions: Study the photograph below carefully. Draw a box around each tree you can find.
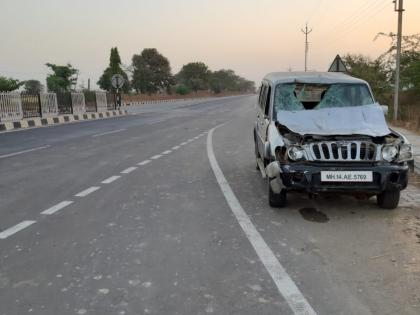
[131,48,173,94]
[23,80,43,94]
[209,69,255,94]
[375,32,420,93]
[0,76,22,92]
[342,54,391,103]
[97,47,130,93]
[176,62,210,92]
[45,63,78,92]
[400,50,420,92]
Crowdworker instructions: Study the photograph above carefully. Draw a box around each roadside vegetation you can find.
[343,33,420,131]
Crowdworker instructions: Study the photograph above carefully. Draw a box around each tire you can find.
[377,190,400,209]
[268,179,287,208]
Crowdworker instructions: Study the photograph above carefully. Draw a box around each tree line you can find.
[0,48,255,95]
[98,47,255,95]
[342,33,420,104]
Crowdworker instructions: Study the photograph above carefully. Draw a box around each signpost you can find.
[328,55,348,73]
[111,74,125,109]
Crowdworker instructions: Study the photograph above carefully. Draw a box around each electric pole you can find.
[393,0,404,121]
[301,23,312,72]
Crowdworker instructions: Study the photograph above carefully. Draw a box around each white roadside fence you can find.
[95,91,107,112]
[0,93,23,122]
[0,91,115,123]
[39,93,58,117]
[70,92,86,115]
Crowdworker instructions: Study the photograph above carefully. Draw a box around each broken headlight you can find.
[397,143,413,162]
[287,146,305,161]
[382,144,398,162]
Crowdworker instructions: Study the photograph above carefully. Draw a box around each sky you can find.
[0,0,419,90]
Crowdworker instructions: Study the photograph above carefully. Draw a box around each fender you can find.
[267,123,285,159]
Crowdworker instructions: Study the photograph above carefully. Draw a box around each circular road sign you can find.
[111,74,125,89]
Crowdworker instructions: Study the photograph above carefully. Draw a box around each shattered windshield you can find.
[274,83,374,112]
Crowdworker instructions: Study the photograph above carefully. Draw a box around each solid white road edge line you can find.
[172,146,181,150]
[206,126,317,315]
[121,166,138,174]
[92,129,127,137]
[101,175,121,184]
[151,154,162,160]
[0,221,37,239]
[138,160,151,166]
[180,142,187,146]
[162,150,172,155]
[75,186,101,197]
[41,201,74,215]
[0,145,50,159]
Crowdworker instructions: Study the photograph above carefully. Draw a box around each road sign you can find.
[111,74,125,89]
[328,55,348,73]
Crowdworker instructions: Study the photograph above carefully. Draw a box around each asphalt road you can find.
[1,95,420,315]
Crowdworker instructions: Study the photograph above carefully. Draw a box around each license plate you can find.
[321,171,373,182]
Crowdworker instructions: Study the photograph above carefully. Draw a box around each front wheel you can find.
[268,179,287,208]
[377,190,400,209]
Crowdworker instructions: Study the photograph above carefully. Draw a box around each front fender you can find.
[267,124,285,159]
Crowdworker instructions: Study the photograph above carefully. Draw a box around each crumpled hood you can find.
[276,103,390,137]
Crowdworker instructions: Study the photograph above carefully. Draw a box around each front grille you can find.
[309,141,378,162]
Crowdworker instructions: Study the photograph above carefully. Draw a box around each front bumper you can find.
[274,163,409,194]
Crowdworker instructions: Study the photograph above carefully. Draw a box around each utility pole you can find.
[87,78,90,91]
[301,23,312,72]
[393,0,404,121]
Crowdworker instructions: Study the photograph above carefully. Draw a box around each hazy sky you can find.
[1,0,419,89]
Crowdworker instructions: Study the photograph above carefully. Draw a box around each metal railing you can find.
[0,93,23,122]
[0,91,125,123]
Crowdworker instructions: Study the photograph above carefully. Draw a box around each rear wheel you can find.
[377,190,400,209]
[268,179,287,208]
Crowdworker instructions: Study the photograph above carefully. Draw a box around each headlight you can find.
[287,146,305,161]
[397,143,413,162]
[382,145,398,162]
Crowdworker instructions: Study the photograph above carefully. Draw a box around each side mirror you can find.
[380,105,389,116]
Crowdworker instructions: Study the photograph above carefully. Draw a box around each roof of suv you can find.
[263,72,368,85]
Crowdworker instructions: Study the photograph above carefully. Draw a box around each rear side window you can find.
[264,86,271,116]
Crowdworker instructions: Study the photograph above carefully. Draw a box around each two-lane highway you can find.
[1,95,420,314]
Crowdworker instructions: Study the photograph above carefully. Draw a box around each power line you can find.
[327,0,386,36]
[323,0,391,47]
[306,0,323,24]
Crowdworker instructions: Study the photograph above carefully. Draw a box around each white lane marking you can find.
[121,166,137,174]
[151,154,162,160]
[101,175,121,184]
[206,126,317,315]
[75,186,101,197]
[162,150,172,155]
[180,142,188,146]
[92,129,127,138]
[41,201,73,215]
[0,145,50,160]
[137,160,151,166]
[172,146,180,150]
[0,221,37,239]
[147,119,167,125]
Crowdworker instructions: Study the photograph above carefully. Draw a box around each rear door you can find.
[256,83,271,158]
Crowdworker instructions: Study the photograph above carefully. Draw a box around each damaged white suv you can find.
[254,72,413,209]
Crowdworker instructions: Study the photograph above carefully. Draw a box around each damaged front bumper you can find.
[267,161,409,194]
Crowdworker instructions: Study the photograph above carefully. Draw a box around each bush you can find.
[175,85,191,95]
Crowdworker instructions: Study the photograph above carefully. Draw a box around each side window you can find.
[264,86,271,116]
[258,84,264,107]
[259,85,267,109]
